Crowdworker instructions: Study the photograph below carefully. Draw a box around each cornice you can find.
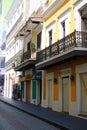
[43,0,65,19]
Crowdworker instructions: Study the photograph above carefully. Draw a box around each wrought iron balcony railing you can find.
[36,31,87,63]
[21,50,31,62]
[5,50,23,68]
[6,50,31,69]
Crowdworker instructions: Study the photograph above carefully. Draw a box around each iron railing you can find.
[36,31,87,63]
[5,50,23,67]
[21,50,31,62]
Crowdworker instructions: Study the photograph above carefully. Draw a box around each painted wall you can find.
[44,0,77,44]
[45,58,87,101]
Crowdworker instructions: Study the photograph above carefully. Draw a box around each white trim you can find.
[52,101,59,112]
[74,0,87,31]
[58,11,70,39]
[46,22,55,46]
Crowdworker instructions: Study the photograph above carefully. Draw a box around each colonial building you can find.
[4,0,87,117]
[14,4,43,104]
[36,0,87,116]
[0,0,5,93]
[4,0,26,98]
[5,0,44,104]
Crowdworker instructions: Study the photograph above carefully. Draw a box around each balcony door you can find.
[49,29,52,57]
[59,21,66,53]
[81,18,87,32]
[37,32,42,51]
[27,42,31,51]
[80,5,87,32]
[62,21,65,38]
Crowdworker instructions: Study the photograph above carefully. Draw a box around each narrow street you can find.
[0,101,61,130]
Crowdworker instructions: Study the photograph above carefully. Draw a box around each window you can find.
[62,21,65,37]
[82,18,87,32]
[37,32,42,50]
[1,58,5,68]
[27,42,31,51]
[49,29,52,45]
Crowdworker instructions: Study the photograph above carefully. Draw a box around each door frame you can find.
[59,69,71,112]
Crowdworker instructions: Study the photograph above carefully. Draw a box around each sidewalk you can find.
[0,96,87,130]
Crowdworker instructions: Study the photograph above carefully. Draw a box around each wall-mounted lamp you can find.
[54,78,57,84]
[70,75,74,81]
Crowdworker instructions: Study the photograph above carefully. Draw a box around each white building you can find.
[4,0,44,99]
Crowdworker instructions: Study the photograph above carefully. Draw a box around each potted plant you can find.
[45,0,49,6]
[31,42,36,53]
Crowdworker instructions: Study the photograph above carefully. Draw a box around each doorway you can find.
[26,81,31,103]
[80,73,87,114]
[37,79,42,105]
[62,76,69,112]
[47,79,53,108]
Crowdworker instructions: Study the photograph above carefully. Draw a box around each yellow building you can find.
[36,0,87,116]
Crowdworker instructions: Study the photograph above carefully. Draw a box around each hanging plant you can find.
[31,42,36,52]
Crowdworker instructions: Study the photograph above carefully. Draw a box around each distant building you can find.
[0,0,13,94]
[5,0,44,101]
[0,0,5,91]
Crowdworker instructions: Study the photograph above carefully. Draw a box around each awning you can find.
[16,17,43,37]
[32,71,42,80]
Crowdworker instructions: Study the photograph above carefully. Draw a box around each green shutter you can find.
[32,81,36,99]
[32,67,36,99]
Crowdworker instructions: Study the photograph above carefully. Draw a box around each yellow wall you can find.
[70,5,76,32]
[44,0,76,43]
[43,58,87,102]
[43,0,81,102]
[43,0,87,103]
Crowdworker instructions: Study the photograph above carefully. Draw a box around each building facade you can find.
[4,0,87,117]
[5,0,44,103]
[36,0,87,116]
[4,0,26,98]
[0,0,13,93]
[14,1,43,104]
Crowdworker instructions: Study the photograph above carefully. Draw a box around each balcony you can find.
[21,50,31,61]
[5,50,23,69]
[36,31,87,69]
[14,50,36,71]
